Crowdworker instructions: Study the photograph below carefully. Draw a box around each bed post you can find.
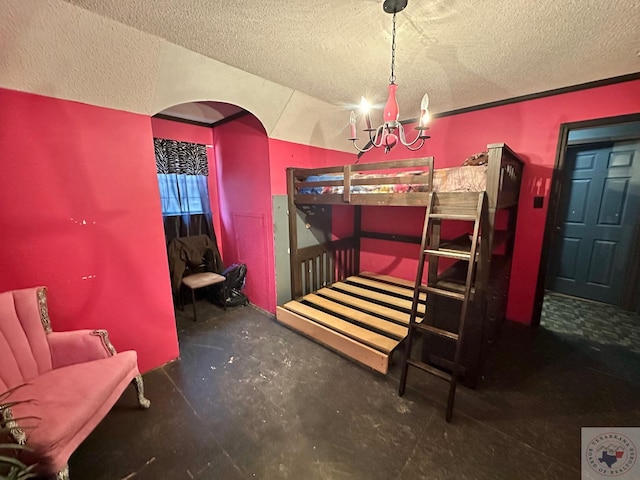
[286,168,301,299]
[354,205,361,275]
[484,144,503,256]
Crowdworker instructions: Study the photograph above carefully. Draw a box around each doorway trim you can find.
[532,112,640,326]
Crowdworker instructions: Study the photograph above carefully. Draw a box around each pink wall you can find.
[346,79,640,324]
[268,138,356,195]
[150,118,223,252]
[0,88,179,372]
[2,78,635,372]
[214,115,276,312]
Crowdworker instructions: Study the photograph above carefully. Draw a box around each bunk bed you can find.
[276,143,524,381]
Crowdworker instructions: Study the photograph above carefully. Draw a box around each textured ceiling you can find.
[63,0,640,120]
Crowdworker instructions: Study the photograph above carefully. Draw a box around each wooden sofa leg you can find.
[55,465,70,480]
[133,375,151,409]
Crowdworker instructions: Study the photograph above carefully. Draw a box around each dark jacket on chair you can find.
[167,235,224,294]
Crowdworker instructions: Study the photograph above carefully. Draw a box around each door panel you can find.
[557,237,580,279]
[586,240,615,285]
[548,141,640,305]
[598,178,628,224]
[566,179,590,223]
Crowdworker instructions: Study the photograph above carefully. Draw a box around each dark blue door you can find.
[548,141,640,305]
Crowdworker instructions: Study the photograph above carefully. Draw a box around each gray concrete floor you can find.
[67,297,640,479]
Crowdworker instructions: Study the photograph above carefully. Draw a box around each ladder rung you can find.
[433,280,475,295]
[406,359,452,382]
[412,323,459,341]
[429,213,477,221]
[417,282,475,301]
[427,354,467,376]
[425,249,472,261]
[424,286,466,301]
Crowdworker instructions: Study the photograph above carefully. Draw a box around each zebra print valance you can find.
[154,138,209,175]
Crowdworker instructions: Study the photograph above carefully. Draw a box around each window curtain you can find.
[154,138,215,245]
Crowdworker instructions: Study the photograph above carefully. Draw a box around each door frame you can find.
[532,113,640,326]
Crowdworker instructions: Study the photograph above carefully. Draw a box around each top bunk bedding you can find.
[300,164,488,195]
[288,143,524,209]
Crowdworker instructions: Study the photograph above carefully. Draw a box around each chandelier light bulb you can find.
[349,111,357,139]
[360,97,373,129]
[359,97,371,114]
[420,110,430,127]
[419,93,430,127]
[420,93,429,111]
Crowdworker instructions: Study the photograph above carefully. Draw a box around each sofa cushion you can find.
[0,288,53,391]
[4,350,139,473]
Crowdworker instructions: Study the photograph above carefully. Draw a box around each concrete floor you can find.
[67,298,640,480]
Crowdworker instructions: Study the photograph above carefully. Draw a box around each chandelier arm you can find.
[371,125,387,148]
[351,140,376,154]
[397,124,425,148]
[402,138,426,152]
[352,126,386,153]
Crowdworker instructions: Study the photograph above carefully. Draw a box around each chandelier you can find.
[349,0,430,154]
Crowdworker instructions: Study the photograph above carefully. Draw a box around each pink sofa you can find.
[0,286,150,479]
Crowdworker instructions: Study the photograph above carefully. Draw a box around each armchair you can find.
[0,286,150,480]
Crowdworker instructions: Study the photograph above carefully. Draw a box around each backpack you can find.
[222,263,247,291]
[224,289,249,307]
[219,263,249,307]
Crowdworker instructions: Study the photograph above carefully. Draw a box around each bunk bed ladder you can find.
[398,191,487,422]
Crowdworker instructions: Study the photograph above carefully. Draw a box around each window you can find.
[154,138,214,242]
[158,174,211,216]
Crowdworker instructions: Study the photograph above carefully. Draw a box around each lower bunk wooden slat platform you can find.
[276,272,425,374]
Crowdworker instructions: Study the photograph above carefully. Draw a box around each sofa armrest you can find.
[47,329,117,369]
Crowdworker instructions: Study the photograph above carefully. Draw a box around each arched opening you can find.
[150,101,277,331]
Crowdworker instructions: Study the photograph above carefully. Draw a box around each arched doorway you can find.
[151,101,277,321]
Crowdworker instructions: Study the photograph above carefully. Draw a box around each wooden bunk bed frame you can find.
[277,143,524,378]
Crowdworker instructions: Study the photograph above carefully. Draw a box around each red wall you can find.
[268,138,356,195]
[0,88,179,372]
[214,115,276,312]
[150,118,223,251]
[347,79,640,324]
[3,78,635,370]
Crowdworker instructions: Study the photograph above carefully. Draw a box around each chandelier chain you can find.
[389,12,397,84]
